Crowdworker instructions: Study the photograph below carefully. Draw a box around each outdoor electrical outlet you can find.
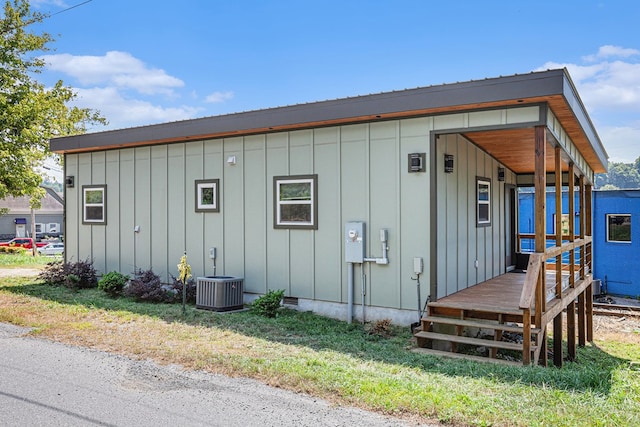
[474,260,479,268]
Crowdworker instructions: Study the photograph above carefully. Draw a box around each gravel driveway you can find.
[0,323,424,427]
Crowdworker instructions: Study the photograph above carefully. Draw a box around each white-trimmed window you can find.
[606,214,631,242]
[83,185,106,224]
[476,177,491,227]
[195,179,220,212]
[273,175,318,229]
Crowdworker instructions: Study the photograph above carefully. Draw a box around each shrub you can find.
[98,271,129,297]
[123,268,165,302]
[366,318,394,338]
[251,289,285,318]
[0,246,26,254]
[167,275,197,304]
[38,261,65,285]
[38,259,98,289]
[122,269,197,304]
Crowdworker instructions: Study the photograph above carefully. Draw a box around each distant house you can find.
[0,187,64,241]
[51,69,608,366]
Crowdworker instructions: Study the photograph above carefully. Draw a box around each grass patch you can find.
[0,275,638,426]
[0,253,56,267]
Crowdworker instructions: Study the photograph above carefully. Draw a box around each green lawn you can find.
[0,261,638,426]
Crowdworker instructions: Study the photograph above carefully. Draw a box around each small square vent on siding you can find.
[283,297,299,306]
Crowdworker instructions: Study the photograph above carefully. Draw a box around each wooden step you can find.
[414,331,537,352]
[411,347,522,367]
[422,316,541,335]
[427,301,524,316]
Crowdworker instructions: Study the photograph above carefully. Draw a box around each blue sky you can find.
[31,0,640,165]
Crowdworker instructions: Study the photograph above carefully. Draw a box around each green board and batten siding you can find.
[64,106,537,310]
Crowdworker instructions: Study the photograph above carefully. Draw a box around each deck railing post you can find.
[522,308,531,365]
[567,301,576,361]
[534,126,547,366]
[586,184,594,342]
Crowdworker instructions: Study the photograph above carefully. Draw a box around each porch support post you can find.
[534,125,547,366]
[567,300,576,361]
[554,147,563,296]
[578,175,586,347]
[553,147,563,367]
[585,184,594,342]
[567,164,577,360]
[568,163,576,289]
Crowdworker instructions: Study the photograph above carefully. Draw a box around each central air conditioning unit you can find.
[196,276,244,312]
[592,279,602,296]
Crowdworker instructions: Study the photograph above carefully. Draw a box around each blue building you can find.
[519,189,639,298]
[593,190,639,297]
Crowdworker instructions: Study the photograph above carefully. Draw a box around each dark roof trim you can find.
[559,72,608,172]
[50,69,607,170]
[44,187,64,205]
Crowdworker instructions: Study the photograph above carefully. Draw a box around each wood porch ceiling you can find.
[461,95,603,175]
[463,127,567,175]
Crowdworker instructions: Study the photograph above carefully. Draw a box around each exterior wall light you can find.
[498,167,505,181]
[444,154,454,173]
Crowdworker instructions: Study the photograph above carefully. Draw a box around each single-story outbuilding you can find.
[0,187,64,241]
[50,68,608,356]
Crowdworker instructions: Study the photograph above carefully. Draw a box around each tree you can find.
[0,0,105,207]
[595,160,640,190]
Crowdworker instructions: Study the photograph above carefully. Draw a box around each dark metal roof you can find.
[50,69,608,171]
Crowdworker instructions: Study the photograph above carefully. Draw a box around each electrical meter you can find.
[345,222,365,263]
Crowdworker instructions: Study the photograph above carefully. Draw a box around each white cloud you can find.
[74,87,201,129]
[31,0,68,7]
[205,91,234,103]
[583,45,640,62]
[42,51,184,95]
[538,45,640,164]
[598,125,640,163]
[537,60,640,111]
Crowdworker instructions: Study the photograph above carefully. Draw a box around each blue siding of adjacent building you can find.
[518,189,639,298]
[593,190,640,297]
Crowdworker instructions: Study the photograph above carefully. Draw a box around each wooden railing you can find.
[516,235,593,365]
[518,253,543,365]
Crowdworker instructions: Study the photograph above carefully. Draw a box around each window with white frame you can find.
[476,177,491,227]
[83,185,106,224]
[195,179,219,212]
[606,214,631,242]
[273,175,317,229]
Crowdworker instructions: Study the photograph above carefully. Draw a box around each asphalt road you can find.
[0,323,421,427]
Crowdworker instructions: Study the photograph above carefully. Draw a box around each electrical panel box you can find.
[345,222,365,263]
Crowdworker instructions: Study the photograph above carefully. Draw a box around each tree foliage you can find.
[0,0,105,206]
[595,159,640,190]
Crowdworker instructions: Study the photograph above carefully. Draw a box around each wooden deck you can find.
[414,269,593,366]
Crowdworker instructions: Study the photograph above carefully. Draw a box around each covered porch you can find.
[415,253,594,365]
[415,71,607,367]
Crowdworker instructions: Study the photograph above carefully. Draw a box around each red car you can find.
[0,238,49,250]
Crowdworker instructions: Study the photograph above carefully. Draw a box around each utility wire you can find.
[50,0,93,17]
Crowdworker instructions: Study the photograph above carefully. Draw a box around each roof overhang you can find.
[50,69,608,174]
